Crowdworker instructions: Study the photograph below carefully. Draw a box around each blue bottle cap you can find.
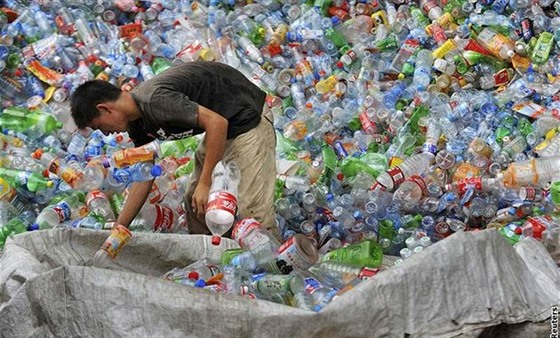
[151,165,162,177]
[194,279,206,288]
[29,223,40,231]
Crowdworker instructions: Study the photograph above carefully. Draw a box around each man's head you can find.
[71,80,131,134]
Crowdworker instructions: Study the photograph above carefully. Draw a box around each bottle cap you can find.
[32,148,43,159]
[29,223,40,231]
[188,271,199,280]
[151,164,162,177]
[194,279,206,288]
[211,236,221,245]
[102,157,111,168]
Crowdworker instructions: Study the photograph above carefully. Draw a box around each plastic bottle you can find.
[310,261,379,288]
[129,202,178,233]
[105,139,162,168]
[32,192,85,230]
[320,239,383,268]
[86,190,116,222]
[0,211,35,248]
[93,224,132,268]
[371,152,434,192]
[109,162,163,186]
[205,161,241,245]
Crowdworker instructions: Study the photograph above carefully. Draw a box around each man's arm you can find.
[116,180,154,227]
[190,105,228,217]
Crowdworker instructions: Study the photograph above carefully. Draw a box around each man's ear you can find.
[96,103,110,114]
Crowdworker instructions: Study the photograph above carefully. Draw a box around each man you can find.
[70,61,278,238]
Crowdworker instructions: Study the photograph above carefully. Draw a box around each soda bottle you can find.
[321,239,383,268]
[86,190,116,222]
[205,161,240,245]
[0,167,54,192]
[129,202,178,233]
[0,211,35,248]
[232,218,281,251]
[105,139,162,168]
[93,224,133,268]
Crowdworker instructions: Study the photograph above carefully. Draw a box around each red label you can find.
[456,177,482,194]
[359,111,377,133]
[370,181,387,192]
[407,175,427,196]
[371,134,389,144]
[358,267,379,280]
[422,0,437,14]
[522,187,537,201]
[387,166,406,186]
[148,183,163,204]
[232,218,262,241]
[153,204,174,232]
[206,192,238,217]
[86,190,107,206]
[493,69,511,86]
[119,23,142,38]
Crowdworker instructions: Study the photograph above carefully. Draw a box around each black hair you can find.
[70,80,122,129]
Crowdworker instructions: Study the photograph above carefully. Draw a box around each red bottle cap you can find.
[188,271,199,280]
[211,236,221,245]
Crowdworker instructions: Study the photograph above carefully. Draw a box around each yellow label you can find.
[432,39,456,59]
[44,86,56,102]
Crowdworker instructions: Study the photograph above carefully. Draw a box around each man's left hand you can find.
[191,183,210,219]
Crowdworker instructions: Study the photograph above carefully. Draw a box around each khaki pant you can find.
[184,102,279,239]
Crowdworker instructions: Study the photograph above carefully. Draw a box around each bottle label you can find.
[407,175,428,196]
[100,224,132,259]
[112,148,154,168]
[422,0,438,15]
[493,68,511,86]
[275,236,315,273]
[358,267,379,280]
[370,181,387,192]
[521,187,538,201]
[86,190,107,207]
[207,192,238,217]
[232,218,267,248]
[153,204,174,232]
[48,157,62,175]
[386,166,406,186]
[148,183,163,204]
[53,201,72,222]
[455,177,483,194]
[304,277,324,294]
[359,112,377,133]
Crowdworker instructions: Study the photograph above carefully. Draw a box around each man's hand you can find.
[191,182,210,218]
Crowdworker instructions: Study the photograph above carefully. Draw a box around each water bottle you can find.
[59,215,105,230]
[499,155,560,187]
[412,49,433,90]
[205,161,241,244]
[109,162,163,186]
[310,261,379,288]
[32,192,85,230]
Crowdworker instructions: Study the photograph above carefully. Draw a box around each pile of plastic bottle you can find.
[1,0,560,310]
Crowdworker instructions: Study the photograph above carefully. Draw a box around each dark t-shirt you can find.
[128,61,266,146]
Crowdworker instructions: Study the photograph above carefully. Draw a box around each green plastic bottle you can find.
[321,240,383,268]
[221,248,246,265]
[0,211,35,248]
[0,168,54,192]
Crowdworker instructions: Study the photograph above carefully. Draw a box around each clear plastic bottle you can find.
[205,161,241,245]
[371,152,434,192]
[86,190,116,222]
[32,193,84,230]
[310,261,378,288]
[0,211,35,248]
[499,155,560,187]
[129,202,178,233]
